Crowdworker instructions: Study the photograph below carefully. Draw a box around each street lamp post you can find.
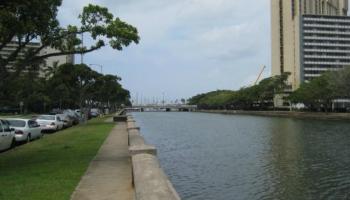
[89,64,103,74]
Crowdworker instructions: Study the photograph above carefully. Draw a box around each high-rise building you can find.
[271,0,349,92]
[0,41,74,78]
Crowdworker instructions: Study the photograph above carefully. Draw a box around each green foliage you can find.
[0,1,140,70]
[0,1,137,113]
[189,90,236,109]
[288,69,350,111]
[190,68,350,112]
[0,63,131,113]
[189,73,290,110]
[47,63,130,111]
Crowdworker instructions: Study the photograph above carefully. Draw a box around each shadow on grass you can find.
[0,117,115,200]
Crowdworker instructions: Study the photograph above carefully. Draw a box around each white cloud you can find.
[58,0,271,100]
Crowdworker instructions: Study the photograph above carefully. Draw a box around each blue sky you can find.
[58,0,271,103]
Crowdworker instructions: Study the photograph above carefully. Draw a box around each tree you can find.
[90,74,129,109]
[47,63,131,116]
[188,73,290,110]
[0,1,139,111]
[331,67,350,98]
[188,90,236,110]
[0,1,139,71]
[289,73,334,112]
[255,72,290,109]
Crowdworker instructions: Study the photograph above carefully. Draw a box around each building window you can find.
[292,0,296,18]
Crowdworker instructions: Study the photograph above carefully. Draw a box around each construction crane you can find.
[254,65,266,85]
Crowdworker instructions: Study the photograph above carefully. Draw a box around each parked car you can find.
[50,108,63,114]
[7,118,42,143]
[63,109,80,125]
[36,115,64,132]
[75,109,92,120]
[90,108,100,117]
[0,119,16,151]
[57,114,73,128]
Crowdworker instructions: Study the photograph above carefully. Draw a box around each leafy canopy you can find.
[189,73,290,110]
[0,0,140,70]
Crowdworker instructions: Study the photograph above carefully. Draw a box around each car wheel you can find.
[26,134,31,143]
[10,139,16,149]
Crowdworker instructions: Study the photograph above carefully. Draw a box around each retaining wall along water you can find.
[115,111,181,200]
[199,110,350,121]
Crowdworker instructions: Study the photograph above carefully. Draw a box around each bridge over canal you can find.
[126,105,197,112]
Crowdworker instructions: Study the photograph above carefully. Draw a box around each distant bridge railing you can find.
[126,105,197,112]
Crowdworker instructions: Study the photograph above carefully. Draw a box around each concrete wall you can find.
[198,110,350,121]
[122,114,181,200]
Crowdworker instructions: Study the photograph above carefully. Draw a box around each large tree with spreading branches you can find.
[0,0,139,111]
[0,0,139,72]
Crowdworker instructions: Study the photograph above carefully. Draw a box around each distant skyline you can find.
[58,0,271,101]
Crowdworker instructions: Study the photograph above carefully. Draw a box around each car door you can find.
[56,116,63,129]
[0,120,12,148]
[28,120,41,138]
[0,121,4,150]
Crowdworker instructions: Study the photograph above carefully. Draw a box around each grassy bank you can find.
[0,117,115,200]
[198,110,350,121]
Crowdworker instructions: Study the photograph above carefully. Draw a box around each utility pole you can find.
[81,33,84,64]
[140,94,143,106]
[136,92,139,106]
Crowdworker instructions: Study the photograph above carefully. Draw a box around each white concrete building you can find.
[0,41,74,78]
[39,46,75,77]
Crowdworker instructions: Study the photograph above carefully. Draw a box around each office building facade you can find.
[271,0,349,91]
[0,41,74,78]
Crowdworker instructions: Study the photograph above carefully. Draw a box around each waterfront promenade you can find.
[71,122,134,200]
[70,114,180,200]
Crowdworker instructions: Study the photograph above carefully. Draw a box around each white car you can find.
[7,118,43,142]
[57,114,73,128]
[36,115,64,132]
[0,119,16,151]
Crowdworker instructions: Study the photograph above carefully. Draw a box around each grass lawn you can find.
[0,117,115,200]
[0,114,36,119]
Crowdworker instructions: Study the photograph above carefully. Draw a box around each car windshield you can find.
[37,115,55,120]
[58,115,67,119]
[8,120,26,127]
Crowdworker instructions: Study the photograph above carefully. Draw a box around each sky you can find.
[58,0,271,103]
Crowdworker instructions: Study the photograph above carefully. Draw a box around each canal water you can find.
[132,112,350,200]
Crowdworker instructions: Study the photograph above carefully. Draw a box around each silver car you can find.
[36,115,64,132]
[0,119,16,151]
[7,118,42,143]
[57,114,73,128]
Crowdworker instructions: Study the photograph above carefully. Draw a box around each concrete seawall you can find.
[116,112,181,200]
[198,110,350,121]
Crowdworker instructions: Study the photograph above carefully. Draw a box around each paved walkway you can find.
[71,122,134,200]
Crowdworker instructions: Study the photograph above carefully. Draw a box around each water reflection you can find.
[133,112,350,200]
